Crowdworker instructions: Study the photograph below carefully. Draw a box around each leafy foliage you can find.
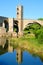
[37,28,43,44]
[38,18,43,20]
[23,23,43,44]
[24,23,41,35]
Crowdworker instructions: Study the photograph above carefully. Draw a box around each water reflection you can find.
[16,48,23,64]
[0,37,6,48]
[0,37,43,65]
[0,38,13,55]
[0,37,23,64]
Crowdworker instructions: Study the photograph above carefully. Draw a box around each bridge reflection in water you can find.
[0,37,43,65]
[0,37,23,64]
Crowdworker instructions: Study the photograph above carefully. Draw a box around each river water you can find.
[0,37,43,65]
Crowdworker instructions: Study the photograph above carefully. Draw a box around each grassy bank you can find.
[8,34,43,61]
[9,34,43,54]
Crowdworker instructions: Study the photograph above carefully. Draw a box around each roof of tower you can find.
[17,5,23,7]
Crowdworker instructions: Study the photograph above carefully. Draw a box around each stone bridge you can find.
[0,5,43,36]
[0,16,43,36]
[23,19,43,30]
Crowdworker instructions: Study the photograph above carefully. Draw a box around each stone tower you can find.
[16,5,23,35]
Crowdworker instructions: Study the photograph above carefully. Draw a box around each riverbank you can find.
[8,35,43,61]
[9,34,43,55]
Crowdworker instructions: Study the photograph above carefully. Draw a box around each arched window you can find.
[17,8,19,10]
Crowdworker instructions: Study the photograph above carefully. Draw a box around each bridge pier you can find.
[8,18,13,33]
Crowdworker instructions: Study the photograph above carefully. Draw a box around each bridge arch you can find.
[23,22,41,33]
[4,20,9,32]
[27,22,41,27]
[13,20,19,34]
[23,20,42,30]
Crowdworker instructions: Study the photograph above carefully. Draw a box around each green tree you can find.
[38,30,43,44]
[38,18,43,20]
[24,23,41,35]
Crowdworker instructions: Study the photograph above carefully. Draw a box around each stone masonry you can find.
[0,5,43,37]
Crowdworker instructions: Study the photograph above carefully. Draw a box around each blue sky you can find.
[0,0,43,19]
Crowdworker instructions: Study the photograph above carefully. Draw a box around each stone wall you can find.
[0,17,43,37]
[0,27,6,37]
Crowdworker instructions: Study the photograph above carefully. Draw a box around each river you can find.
[0,37,43,65]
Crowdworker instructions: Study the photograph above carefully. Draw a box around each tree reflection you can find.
[0,37,43,63]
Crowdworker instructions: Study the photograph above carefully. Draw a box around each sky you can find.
[0,0,43,19]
